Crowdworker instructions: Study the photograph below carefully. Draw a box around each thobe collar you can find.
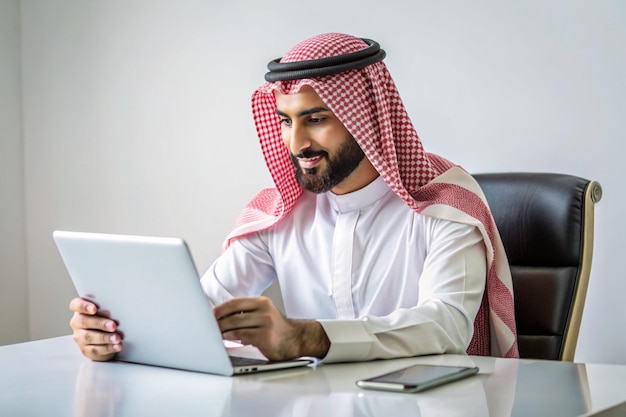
[324,176,391,214]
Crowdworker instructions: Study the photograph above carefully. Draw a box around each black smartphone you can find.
[356,364,479,393]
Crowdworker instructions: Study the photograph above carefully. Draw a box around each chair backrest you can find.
[473,173,602,361]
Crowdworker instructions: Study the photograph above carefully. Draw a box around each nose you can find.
[283,121,312,155]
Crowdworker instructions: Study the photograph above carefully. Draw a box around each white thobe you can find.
[200,176,486,363]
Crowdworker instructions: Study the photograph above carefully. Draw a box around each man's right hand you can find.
[69,298,122,361]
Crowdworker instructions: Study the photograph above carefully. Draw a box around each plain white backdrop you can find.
[2,0,624,364]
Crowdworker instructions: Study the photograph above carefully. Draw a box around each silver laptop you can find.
[53,230,312,376]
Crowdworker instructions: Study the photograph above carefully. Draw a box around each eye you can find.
[279,118,292,127]
[308,117,325,124]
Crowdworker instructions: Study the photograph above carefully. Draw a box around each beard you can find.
[290,134,366,194]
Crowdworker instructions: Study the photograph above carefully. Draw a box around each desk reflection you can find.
[71,354,593,417]
[73,361,233,417]
[507,360,591,417]
[270,359,493,417]
[72,358,503,417]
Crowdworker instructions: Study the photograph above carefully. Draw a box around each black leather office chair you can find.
[473,173,602,361]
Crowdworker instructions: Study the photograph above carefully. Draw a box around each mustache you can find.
[292,149,328,159]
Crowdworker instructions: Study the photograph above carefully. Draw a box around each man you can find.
[69,33,518,363]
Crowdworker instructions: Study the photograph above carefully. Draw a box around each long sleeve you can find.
[319,221,486,363]
[200,233,277,306]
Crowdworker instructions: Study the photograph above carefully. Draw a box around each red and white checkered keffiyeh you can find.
[224,33,518,358]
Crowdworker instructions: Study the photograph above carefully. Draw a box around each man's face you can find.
[274,86,368,194]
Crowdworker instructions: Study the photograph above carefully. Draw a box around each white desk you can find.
[1,336,626,416]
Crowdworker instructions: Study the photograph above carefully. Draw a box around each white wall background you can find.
[0,0,28,345]
[2,0,624,364]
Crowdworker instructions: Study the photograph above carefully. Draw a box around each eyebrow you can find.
[275,107,331,118]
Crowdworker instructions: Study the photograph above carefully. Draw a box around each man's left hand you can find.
[214,296,330,361]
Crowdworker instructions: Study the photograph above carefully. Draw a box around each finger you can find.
[74,328,122,346]
[70,312,117,332]
[213,298,252,319]
[217,310,253,334]
[221,328,261,347]
[80,340,122,362]
[73,326,123,362]
[69,297,98,315]
[214,296,269,319]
